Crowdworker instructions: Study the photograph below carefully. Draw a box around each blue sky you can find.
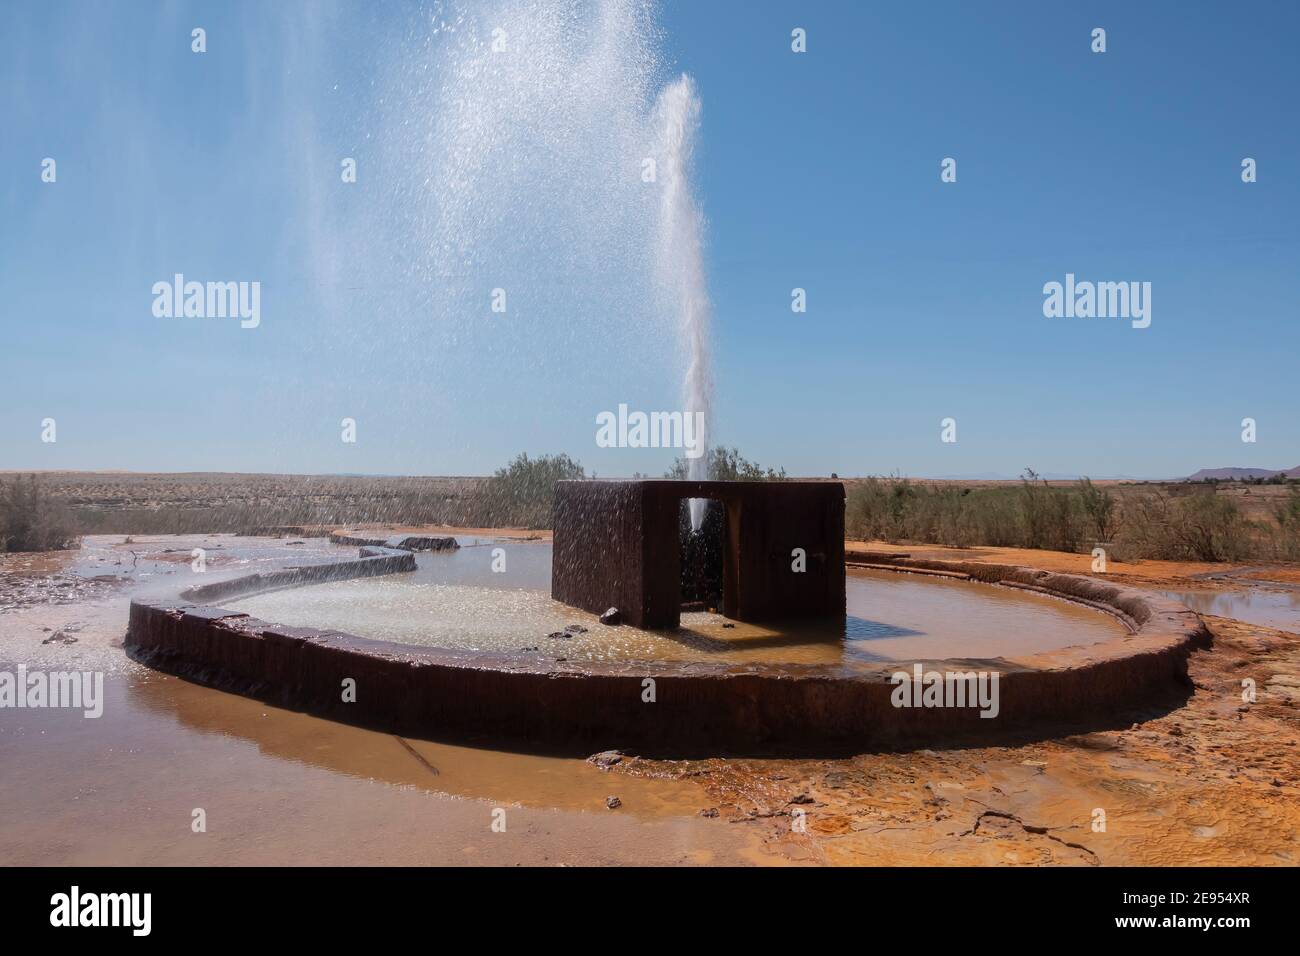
[2,0,1297,479]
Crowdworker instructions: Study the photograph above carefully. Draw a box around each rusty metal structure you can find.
[551,479,846,629]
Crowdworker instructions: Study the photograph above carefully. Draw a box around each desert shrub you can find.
[478,453,587,529]
[1171,492,1254,561]
[664,446,786,481]
[848,480,1010,548]
[924,486,981,548]
[848,473,1107,555]
[1113,490,1170,559]
[1016,470,1083,552]
[1,475,80,552]
[1116,488,1254,562]
[964,488,1024,547]
[1017,470,1052,549]
[1077,477,1118,542]
[1269,486,1300,560]
[845,476,894,540]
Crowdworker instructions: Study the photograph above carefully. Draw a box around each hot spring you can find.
[128,529,1206,751]
[223,537,1127,669]
[121,2,1209,753]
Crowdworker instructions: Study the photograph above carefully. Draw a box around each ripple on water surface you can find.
[225,541,1126,667]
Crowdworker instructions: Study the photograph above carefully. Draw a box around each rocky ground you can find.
[599,543,1300,865]
[0,552,122,614]
[604,613,1298,864]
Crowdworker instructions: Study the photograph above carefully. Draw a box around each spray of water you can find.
[303,1,714,486]
[651,75,713,527]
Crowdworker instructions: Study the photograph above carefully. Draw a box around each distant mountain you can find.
[1185,466,1300,481]
[932,472,1144,481]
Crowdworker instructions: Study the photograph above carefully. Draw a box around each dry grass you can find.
[845,475,1300,563]
[3,471,489,537]
[0,474,80,552]
[10,468,1300,564]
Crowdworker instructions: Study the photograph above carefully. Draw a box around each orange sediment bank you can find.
[619,609,1300,866]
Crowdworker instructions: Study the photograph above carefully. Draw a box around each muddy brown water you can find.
[1155,587,1300,633]
[0,536,767,865]
[227,540,1126,667]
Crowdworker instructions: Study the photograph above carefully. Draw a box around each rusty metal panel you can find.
[552,480,845,629]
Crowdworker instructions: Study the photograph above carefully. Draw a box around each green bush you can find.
[1270,486,1300,560]
[479,453,587,529]
[664,446,786,481]
[1,475,79,552]
[1077,476,1119,542]
[1116,488,1254,562]
[844,473,1247,559]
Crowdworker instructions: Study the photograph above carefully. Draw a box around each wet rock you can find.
[546,631,570,640]
[605,795,622,810]
[599,607,622,626]
[1064,733,1121,751]
[41,630,79,645]
[396,536,459,552]
[789,793,815,805]
[589,750,624,770]
[564,624,588,635]
[823,770,869,789]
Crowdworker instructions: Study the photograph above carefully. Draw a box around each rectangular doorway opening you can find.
[679,497,727,613]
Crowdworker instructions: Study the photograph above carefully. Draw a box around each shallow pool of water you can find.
[1155,588,1300,633]
[224,540,1126,666]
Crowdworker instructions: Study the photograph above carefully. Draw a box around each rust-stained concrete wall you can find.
[329,533,458,552]
[551,480,845,628]
[125,541,1210,755]
[126,559,1207,755]
[179,546,415,604]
